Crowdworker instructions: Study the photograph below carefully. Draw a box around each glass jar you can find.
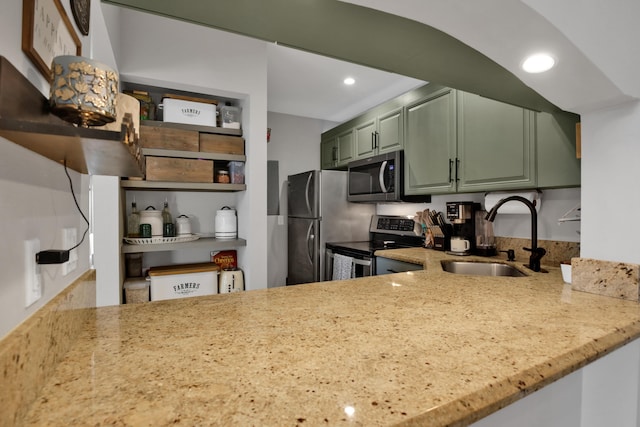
[127,201,140,237]
[216,170,230,183]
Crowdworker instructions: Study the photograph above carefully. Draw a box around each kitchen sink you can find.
[441,260,527,277]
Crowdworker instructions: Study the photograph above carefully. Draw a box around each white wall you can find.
[377,188,581,242]
[580,100,640,264]
[266,111,336,286]
[0,0,104,338]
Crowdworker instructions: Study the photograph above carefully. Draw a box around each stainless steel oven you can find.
[325,215,424,279]
[325,243,374,279]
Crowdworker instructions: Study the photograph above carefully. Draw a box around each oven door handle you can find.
[328,252,371,267]
[351,257,371,267]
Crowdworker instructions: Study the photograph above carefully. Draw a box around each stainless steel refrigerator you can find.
[287,170,375,285]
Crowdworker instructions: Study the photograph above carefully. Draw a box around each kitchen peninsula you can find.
[16,250,640,426]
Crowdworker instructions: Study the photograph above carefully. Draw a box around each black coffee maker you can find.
[446,202,480,254]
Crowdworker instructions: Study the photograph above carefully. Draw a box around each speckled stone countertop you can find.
[23,250,640,426]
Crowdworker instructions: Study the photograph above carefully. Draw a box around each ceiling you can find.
[102,0,563,119]
[102,0,640,118]
[266,44,425,123]
[342,0,639,114]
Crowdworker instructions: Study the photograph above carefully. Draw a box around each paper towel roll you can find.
[484,191,541,214]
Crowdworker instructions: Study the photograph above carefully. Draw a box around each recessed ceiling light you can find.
[343,77,355,85]
[521,53,556,73]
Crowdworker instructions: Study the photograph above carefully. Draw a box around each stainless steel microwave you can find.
[347,150,403,202]
[347,150,431,203]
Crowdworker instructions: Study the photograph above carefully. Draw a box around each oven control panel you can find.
[370,215,421,236]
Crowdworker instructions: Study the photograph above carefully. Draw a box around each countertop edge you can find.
[403,321,640,426]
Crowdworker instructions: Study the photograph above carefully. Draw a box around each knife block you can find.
[433,235,449,251]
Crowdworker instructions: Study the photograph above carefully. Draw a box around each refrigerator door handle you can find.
[378,160,389,193]
[306,221,315,264]
[304,172,313,215]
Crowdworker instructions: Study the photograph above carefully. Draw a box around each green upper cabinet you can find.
[536,111,580,188]
[405,89,537,195]
[404,88,457,195]
[322,83,580,187]
[337,128,355,165]
[320,136,338,169]
[377,107,404,153]
[456,92,536,193]
[355,119,377,159]
[320,128,355,170]
[354,106,404,160]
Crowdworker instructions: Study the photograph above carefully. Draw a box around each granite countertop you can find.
[23,249,640,426]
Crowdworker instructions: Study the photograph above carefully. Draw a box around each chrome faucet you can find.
[485,196,546,272]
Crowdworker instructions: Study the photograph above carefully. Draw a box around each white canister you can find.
[175,215,192,236]
[140,206,163,237]
[215,206,237,239]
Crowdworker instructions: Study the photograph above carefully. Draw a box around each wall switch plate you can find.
[24,239,42,307]
[62,228,77,276]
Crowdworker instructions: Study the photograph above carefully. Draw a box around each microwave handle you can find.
[379,160,389,193]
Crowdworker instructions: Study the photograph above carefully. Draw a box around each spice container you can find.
[228,161,245,184]
[219,104,241,129]
[127,200,140,237]
[216,169,230,183]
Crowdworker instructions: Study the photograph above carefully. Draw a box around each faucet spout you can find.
[485,196,546,272]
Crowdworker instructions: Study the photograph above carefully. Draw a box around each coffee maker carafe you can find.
[475,210,497,256]
[446,202,480,255]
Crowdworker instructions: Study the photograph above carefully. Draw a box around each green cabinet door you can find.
[321,136,338,169]
[337,128,355,166]
[404,88,457,195]
[536,111,580,188]
[377,107,403,153]
[456,92,535,193]
[355,119,377,159]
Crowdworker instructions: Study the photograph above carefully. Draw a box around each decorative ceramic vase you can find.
[49,55,119,127]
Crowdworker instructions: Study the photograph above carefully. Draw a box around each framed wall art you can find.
[22,0,82,81]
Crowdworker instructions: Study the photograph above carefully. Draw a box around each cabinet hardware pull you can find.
[455,158,460,182]
[448,159,454,183]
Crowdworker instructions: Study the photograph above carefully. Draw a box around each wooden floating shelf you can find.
[0,56,143,177]
[120,179,245,191]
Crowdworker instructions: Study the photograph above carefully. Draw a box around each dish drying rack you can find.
[558,204,581,223]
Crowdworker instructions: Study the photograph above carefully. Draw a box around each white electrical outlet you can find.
[62,228,78,276]
[24,239,42,307]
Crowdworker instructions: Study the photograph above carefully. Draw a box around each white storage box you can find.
[148,262,220,301]
[161,98,217,127]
